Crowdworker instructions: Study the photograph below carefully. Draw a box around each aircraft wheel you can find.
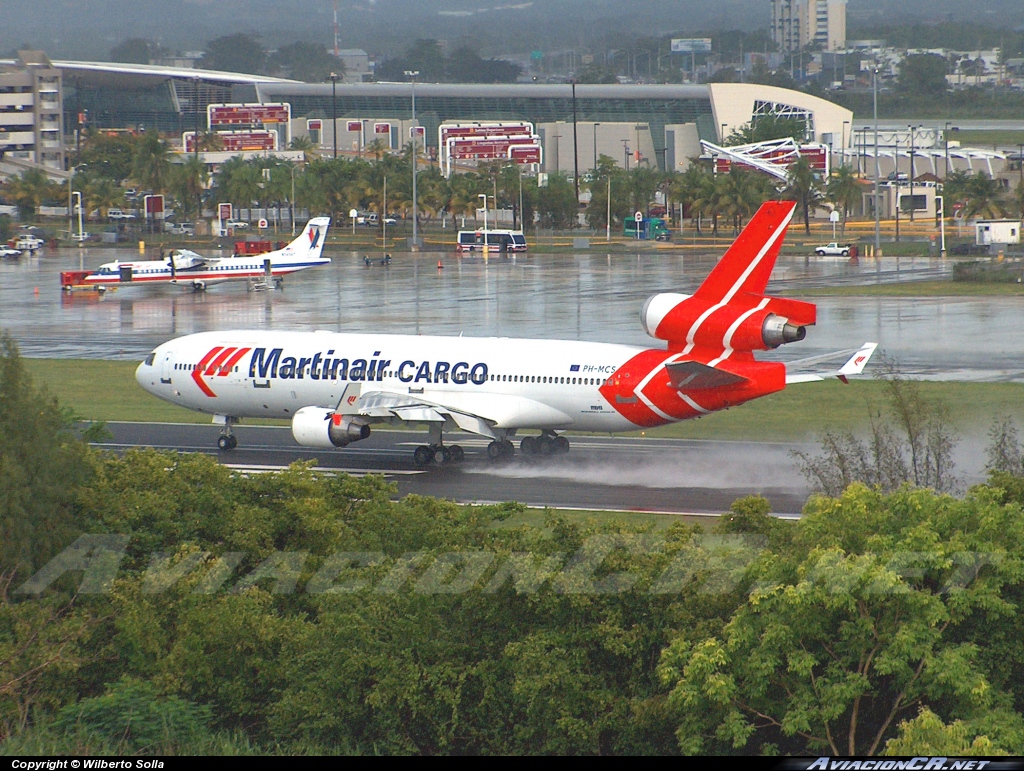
[431,445,450,465]
[217,434,236,451]
[553,436,570,454]
[448,445,465,463]
[413,445,433,467]
[520,436,538,455]
[538,436,554,455]
[502,440,515,457]
[487,441,504,460]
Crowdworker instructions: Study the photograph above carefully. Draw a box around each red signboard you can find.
[307,119,322,130]
[448,136,536,160]
[410,126,425,138]
[440,123,533,143]
[373,122,391,135]
[218,203,233,223]
[347,120,362,132]
[508,144,542,164]
[184,130,277,153]
[208,103,290,128]
[144,194,164,217]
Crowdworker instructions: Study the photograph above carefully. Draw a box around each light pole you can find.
[621,139,630,171]
[478,193,488,254]
[908,124,919,221]
[571,80,580,203]
[404,70,420,251]
[592,122,600,171]
[841,120,849,169]
[329,72,338,159]
[290,163,297,236]
[944,121,953,180]
[192,75,200,162]
[873,68,880,257]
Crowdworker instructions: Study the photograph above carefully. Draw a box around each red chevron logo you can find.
[191,346,252,397]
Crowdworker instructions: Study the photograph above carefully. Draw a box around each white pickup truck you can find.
[814,242,852,256]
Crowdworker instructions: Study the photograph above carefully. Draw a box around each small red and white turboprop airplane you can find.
[74,217,330,292]
[136,201,876,461]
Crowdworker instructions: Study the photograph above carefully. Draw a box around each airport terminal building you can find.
[40,60,853,174]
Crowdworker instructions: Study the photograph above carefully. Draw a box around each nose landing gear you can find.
[215,416,239,451]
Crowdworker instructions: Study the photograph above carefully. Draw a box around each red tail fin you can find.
[695,201,796,303]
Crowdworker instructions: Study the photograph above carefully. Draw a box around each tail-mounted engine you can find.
[641,292,815,352]
[291,406,371,449]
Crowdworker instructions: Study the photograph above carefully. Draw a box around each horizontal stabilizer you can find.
[666,360,749,391]
[785,342,878,384]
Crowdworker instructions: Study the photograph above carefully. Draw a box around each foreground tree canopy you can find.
[4,339,1024,755]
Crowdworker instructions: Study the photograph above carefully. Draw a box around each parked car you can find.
[167,222,195,236]
[814,242,853,256]
[225,219,249,229]
[107,209,136,221]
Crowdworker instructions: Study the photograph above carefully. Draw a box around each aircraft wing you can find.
[332,383,571,439]
[169,249,210,268]
[785,342,878,384]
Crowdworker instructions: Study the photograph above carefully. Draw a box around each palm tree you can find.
[80,174,125,221]
[690,172,724,236]
[1,169,57,218]
[962,173,1005,219]
[289,135,318,163]
[785,156,824,234]
[826,165,862,236]
[169,157,208,221]
[130,134,172,194]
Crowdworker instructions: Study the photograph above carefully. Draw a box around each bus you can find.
[456,230,527,253]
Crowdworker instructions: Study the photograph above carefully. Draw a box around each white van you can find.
[456,230,527,253]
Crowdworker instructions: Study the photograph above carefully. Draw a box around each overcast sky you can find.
[3,1,1019,61]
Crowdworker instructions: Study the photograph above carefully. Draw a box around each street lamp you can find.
[873,68,880,257]
[621,139,630,171]
[478,193,488,254]
[571,80,580,203]
[404,70,420,251]
[908,124,922,221]
[192,75,200,162]
[721,123,728,143]
[841,120,849,169]
[329,72,338,159]
[592,122,601,171]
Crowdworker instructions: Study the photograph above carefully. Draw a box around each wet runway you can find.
[96,422,814,516]
[3,244,1023,381]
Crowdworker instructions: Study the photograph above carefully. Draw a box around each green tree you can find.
[269,42,342,83]
[76,132,138,183]
[0,169,58,218]
[785,156,824,234]
[169,156,208,221]
[130,134,172,195]
[659,483,1024,755]
[200,34,267,75]
[897,54,949,98]
[826,164,862,235]
[961,172,1005,219]
[109,39,168,65]
[726,114,808,146]
[536,173,577,229]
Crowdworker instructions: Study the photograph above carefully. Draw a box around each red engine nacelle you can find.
[641,292,813,351]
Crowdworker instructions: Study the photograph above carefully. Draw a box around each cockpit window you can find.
[144,353,156,366]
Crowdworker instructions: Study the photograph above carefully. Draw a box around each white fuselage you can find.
[137,330,650,433]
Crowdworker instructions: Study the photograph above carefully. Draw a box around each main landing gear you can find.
[518,432,570,457]
[413,443,465,467]
[412,424,465,467]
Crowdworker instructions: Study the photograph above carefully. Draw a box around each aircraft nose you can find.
[136,348,159,391]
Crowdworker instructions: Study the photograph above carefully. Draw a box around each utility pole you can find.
[329,72,338,159]
[908,125,916,221]
[621,139,630,171]
[873,68,880,257]
[571,80,580,203]
[593,122,600,171]
[405,70,420,251]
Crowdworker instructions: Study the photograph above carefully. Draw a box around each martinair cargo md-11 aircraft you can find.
[136,201,876,464]
[73,218,331,292]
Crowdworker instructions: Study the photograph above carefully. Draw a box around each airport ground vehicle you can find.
[456,230,527,252]
[814,242,852,256]
[107,209,136,221]
[624,217,672,241]
[136,202,875,460]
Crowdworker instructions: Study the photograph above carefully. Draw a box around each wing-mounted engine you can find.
[641,292,815,352]
[291,406,370,449]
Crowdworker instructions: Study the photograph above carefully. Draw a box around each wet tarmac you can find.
[1,244,1021,381]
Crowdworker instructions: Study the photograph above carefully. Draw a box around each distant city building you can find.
[771,0,846,52]
[0,51,64,172]
[335,49,372,83]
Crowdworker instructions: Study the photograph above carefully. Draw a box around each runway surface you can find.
[97,422,814,517]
